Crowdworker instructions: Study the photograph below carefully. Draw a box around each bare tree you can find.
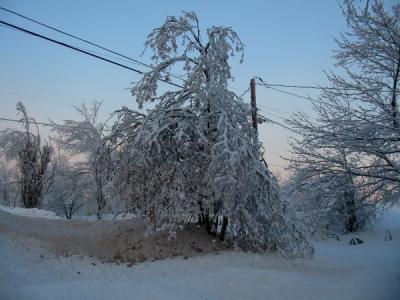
[286,0,400,231]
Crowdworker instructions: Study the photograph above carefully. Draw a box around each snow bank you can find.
[0,205,61,219]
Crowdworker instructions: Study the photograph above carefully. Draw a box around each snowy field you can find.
[0,206,399,300]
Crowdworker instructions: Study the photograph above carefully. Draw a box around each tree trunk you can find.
[391,47,400,128]
[218,216,228,241]
[343,187,357,233]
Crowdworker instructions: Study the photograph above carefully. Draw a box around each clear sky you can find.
[1,0,395,178]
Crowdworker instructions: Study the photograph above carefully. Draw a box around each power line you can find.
[259,114,300,134]
[0,74,304,123]
[0,109,300,136]
[259,82,334,90]
[0,89,78,108]
[0,77,125,110]
[258,83,362,114]
[257,104,292,116]
[0,19,183,89]
[266,163,287,169]
[0,20,299,136]
[0,90,123,117]
[200,83,301,134]
[257,78,395,93]
[236,83,295,119]
[265,118,300,134]
[258,83,315,102]
[0,116,113,132]
[238,87,250,99]
[0,116,73,129]
[259,108,287,121]
[0,77,92,103]
[1,113,298,135]
[0,5,184,82]
[257,101,319,123]
[257,83,331,106]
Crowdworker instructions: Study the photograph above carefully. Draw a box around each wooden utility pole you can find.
[250,78,257,131]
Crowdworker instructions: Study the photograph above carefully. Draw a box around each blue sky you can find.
[0,0,392,177]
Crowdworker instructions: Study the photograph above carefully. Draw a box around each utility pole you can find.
[250,78,267,167]
[250,78,257,131]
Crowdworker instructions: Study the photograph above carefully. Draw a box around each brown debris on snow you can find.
[0,210,229,265]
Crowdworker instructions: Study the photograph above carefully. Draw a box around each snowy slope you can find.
[0,207,399,300]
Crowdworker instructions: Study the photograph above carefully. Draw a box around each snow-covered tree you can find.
[111,12,312,257]
[0,102,53,208]
[52,101,112,219]
[45,155,92,219]
[286,0,400,230]
[283,170,373,237]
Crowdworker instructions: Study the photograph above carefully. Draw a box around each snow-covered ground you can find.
[0,206,399,300]
[0,205,135,221]
[72,212,136,221]
[0,205,61,219]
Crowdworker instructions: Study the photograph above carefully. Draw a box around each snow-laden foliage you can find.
[52,101,112,219]
[286,0,400,231]
[110,12,312,257]
[0,102,53,208]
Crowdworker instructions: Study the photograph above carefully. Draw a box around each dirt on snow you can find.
[0,210,229,266]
